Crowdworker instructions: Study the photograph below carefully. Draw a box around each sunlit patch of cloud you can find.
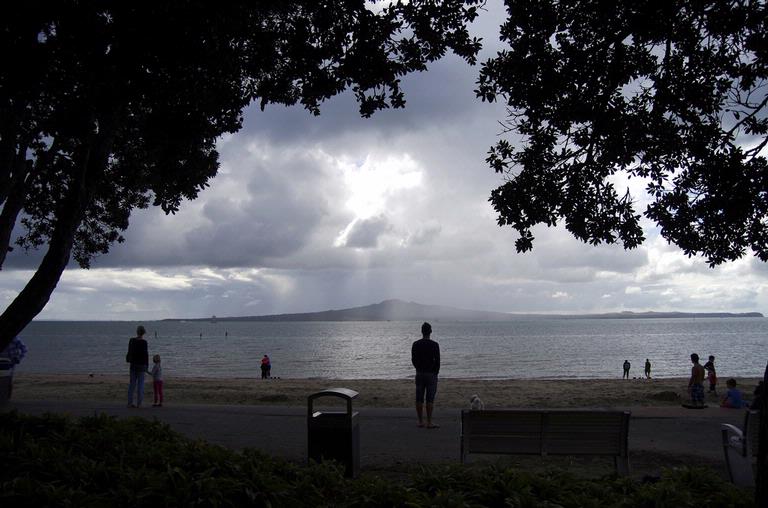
[191,268,227,281]
[60,269,194,291]
[340,153,423,221]
[225,268,261,282]
[336,215,393,248]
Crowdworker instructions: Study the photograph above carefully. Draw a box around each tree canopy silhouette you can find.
[477,0,768,266]
[0,0,483,349]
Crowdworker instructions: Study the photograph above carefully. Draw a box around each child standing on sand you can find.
[703,355,717,395]
[149,354,163,407]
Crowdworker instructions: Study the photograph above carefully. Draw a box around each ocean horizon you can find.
[14,317,768,380]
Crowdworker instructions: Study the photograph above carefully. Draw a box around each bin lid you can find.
[307,387,359,417]
[310,388,359,400]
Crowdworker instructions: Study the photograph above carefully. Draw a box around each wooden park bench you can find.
[460,409,631,476]
[721,410,760,487]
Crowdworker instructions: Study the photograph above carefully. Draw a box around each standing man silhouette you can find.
[412,322,441,428]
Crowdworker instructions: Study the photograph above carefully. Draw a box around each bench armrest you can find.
[721,423,744,453]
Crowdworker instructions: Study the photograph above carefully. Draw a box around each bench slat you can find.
[468,436,543,455]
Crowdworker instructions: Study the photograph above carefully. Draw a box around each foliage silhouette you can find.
[477,0,768,266]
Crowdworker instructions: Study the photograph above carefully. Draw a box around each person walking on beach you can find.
[261,355,271,379]
[703,355,717,395]
[149,354,163,407]
[688,353,706,408]
[412,322,440,429]
[644,359,652,379]
[126,325,149,408]
[622,360,631,379]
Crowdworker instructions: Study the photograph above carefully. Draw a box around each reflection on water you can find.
[17,318,768,380]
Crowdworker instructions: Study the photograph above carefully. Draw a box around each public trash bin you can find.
[307,387,360,478]
[0,358,12,404]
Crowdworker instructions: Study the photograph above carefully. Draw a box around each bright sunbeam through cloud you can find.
[335,154,423,247]
[344,154,422,220]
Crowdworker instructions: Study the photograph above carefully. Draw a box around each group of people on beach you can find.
[119,322,760,425]
[125,325,163,408]
[621,359,654,379]
[621,352,757,409]
[687,353,754,409]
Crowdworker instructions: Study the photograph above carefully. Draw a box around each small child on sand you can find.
[703,355,717,395]
[149,354,163,407]
[720,378,745,409]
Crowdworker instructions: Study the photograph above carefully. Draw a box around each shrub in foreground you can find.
[0,411,754,507]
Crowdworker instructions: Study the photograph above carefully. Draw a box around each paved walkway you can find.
[3,399,745,475]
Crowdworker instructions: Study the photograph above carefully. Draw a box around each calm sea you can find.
[13,318,768,380]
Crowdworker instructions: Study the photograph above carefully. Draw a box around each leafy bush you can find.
[0,411,754,507]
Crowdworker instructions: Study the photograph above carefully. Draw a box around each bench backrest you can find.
[461,409,630,457]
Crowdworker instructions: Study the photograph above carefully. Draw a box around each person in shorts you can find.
[411,322,440,428]
[688,353,706,408]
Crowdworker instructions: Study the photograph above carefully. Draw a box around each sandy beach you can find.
[12,373,762,408]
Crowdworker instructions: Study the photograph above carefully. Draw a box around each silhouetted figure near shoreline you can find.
[261,355,271,379]
[622,360,631,379]
[412,322,440,429]
[126,325,149,408]
[703,355,717,395]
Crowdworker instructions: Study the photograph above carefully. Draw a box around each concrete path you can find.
[3,400,746,475]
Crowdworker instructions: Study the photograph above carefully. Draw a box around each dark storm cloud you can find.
[86,143,341,268]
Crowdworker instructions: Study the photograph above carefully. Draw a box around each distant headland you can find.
[164,299,764,322]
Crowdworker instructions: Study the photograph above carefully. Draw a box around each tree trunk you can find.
[757,361,768,507]
[0,127,111,351]
[0,173,86,352]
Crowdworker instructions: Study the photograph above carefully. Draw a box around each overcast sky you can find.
[4,2,768,320]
